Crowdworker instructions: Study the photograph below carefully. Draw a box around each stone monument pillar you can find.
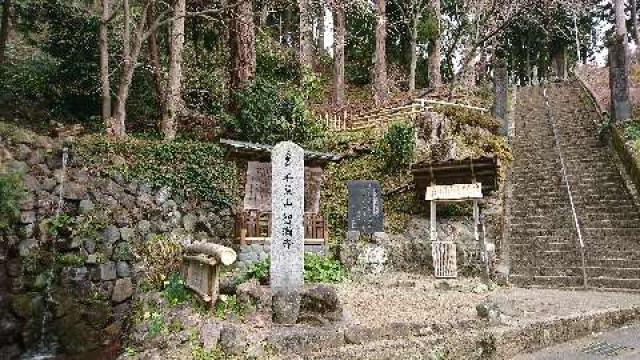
[270,141,305,324]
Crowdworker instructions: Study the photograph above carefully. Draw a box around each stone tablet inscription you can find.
[347,181,384,234]
[270,142,305,294]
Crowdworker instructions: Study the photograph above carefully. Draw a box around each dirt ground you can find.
[336,272,640,328]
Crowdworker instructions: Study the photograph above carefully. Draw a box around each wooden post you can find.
[430,200,437,242]
[473,200,479,244]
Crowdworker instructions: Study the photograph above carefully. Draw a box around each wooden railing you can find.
[320,99,489,132]
[235,211,328,246]
[321,102,429,132]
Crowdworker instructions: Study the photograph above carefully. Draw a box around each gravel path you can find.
[336,272,640,328]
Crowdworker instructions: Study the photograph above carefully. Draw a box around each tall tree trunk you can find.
[229,0,256,109]
[427,0,441,88]
[493,54,508,133]
[316,1,325,57]
[299,0,313,69]
[408,17,418,93]
[99,0,112,127]
[110,0,149,138]
[633,0,640,44]
[0,0,12,67]
[550,44,566,80]
[260,1,269,28]
[616,0,627,40]
[161,0,186,140]
[147,4,164,113]
[373,0,387,106]
[333,0,345,107]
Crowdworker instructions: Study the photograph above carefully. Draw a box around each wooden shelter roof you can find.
[411,156,499,194]
[220,139,342,166]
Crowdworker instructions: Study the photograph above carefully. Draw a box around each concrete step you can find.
[510,266,584,277]
[587,277,640,289]
[509,274,585,288]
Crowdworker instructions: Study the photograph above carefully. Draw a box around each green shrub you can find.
[237,253,346,284]
[47,214,73,238]
[163,272,190,306]
[435,106,501,134]
[135,234,183,288]
[146,311,166,338]
[0,171,25,231]
[226,77,326,147]
[624,121,640,141]
[74,136,237,206]
[375,121,416,171]
[256,31,300,83]
[237,258,270,284]
[56,253,85,266]
[304,253,346,283]
[214,294,244,319]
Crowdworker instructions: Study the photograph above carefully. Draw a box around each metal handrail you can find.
[542,87,588,288]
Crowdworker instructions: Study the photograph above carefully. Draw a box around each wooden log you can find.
[185,242,237,265]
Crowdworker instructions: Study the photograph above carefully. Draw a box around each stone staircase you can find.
[509,81,640,289]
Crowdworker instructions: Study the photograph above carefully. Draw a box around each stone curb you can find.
[490,305,640,359]
[271,305,640,359]
[574,68,609,117]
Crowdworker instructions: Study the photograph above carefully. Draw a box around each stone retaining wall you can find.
[342,216,495,276]
[0,129,235,356]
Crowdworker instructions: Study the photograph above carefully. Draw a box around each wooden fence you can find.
[320,99,489,132]
[235,210,328,246]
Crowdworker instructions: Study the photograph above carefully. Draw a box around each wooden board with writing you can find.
[425,183,482,201]
[244,161,322,213]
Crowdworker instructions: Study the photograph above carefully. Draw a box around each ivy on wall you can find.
[73,136,238,207]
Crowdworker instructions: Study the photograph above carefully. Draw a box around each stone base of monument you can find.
[272,290,301,325]
[341,231,389,276]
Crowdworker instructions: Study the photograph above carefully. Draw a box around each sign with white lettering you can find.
[425,183,482,201]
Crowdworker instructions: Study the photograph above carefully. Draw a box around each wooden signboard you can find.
[244,161,322,213]
[426,182,486,279]
[244,162,272,212]
[425,183,482,201]
[182,256,219,303]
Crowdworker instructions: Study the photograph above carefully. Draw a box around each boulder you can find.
[78,199,94,214]
[112,278,133,302]
[102,225,120,244]
[476,301,501,324]
[200,320,222,350]
[182,214,197,232]
[20,211,36,224]
[137,220,151,236]
[298,285,343,324]
[119,227,135,242]
[155,186,171,205]
[64,182,87,200]
[236,279,269,312]
[219,324,248,356]
[99,262,117,281]
[116,261,131,277]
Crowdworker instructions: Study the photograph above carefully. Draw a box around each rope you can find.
[542,87,588,289]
